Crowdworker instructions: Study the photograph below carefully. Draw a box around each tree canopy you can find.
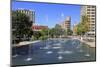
[12,11,33,42]
[76,15,90,35]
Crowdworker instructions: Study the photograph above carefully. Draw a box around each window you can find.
[91,15,95,17]
[92,6,96,8]
[87,9,90,11]
[91,18,95,20]
[87,6,91,8]
[91,12,95,14]
[91,9,95,11]
[87,12,90,14]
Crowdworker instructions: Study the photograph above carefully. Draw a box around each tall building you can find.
[60,16,71,31]
[16,9,35,23]
[81,5,96,37]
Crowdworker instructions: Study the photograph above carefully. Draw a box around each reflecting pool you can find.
[12,38,96,66]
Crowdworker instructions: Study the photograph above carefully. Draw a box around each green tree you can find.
[77,23,83,35]
[40,29,49,36]
[49,24,66,38]
[33,31,42,40]
[39,29,49,40]
[67,29,73,35]
[77,15,90,35]
[49,28,56,38]
[12,11,33,43]
[81,15,90,33]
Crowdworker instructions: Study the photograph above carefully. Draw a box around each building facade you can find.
[60,16,71,31]
[16,9,35,23]
[32,25,48,31]
[81,5,96,37]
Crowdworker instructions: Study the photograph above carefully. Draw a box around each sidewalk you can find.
[71,36,95,48]
[82,40,95,48]
[13,40,41,47]
[78,38,95,48]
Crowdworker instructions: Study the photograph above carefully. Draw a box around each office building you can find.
[16,9,35,23]
[60,16,71,31]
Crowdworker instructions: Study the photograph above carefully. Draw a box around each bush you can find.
[39,36,48,40]
[32,35,37,41]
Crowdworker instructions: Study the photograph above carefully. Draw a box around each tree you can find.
[73,24,78,35]
[33,31,42,40]
[81,15,90,33]
[39,29,49,40]
[67,29,73,35]
[40,29,49,36]
[77,15,90,35]
[12,11,33,43]
[49,24,66,38]
[77,23,83,35]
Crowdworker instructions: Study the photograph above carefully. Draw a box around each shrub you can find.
[39,36,48,40]
[32,35,37,41]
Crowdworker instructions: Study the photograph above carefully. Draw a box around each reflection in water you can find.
[58,55,63,60]
[12,47,19,58]
[64,50,73,54]
[52,46,61,49]
[58,50,73,54]
[25,57,32,61]
[12,54,19,58]
[46,51,53,54]
[54,43,61,46]
[25,44,32,61]
[41,45,50,49]
[12,39,95,66]
[79,49,83,52]
[85,53,90,57]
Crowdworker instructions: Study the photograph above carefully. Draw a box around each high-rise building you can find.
[60,16,71,31]
[81,5,96,37]
[16,9,35,23]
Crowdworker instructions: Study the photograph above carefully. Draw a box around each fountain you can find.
[77,41,84,53]
[84,45,90,57]
[46,51,53,54]
[25,44,32,61]
[58,55,63,60]
[64,50,73,54]
[58,50,73,54]
[79,49,83,52]
[12,37,95,65]
[12,47,19,58]
[12,41,19,58]
[40,29,53,50]
[52,46,61,49]
[85,53,90,57]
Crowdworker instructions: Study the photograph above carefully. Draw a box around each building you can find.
[16,9,35,23]
[81,5,96,37]
[32,25,48,31]
[60,16,71,31]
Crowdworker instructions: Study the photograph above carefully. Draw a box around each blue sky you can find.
[12,1,81,29]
